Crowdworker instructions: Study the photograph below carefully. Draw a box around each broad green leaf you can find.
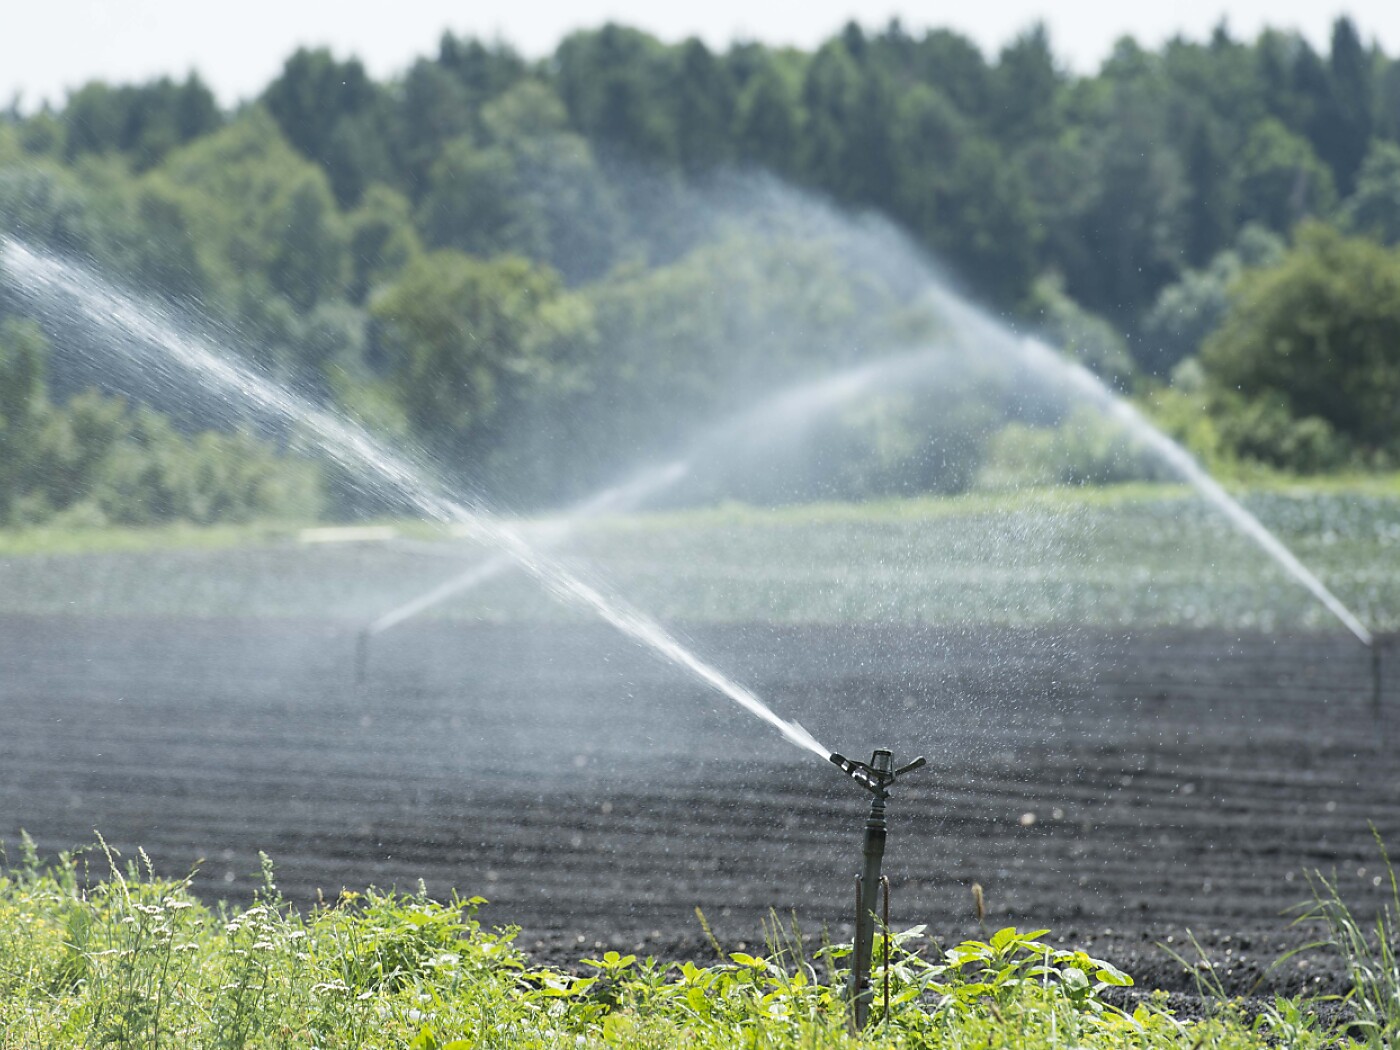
[1095,965,1134,987]
[1062,967,1090,992]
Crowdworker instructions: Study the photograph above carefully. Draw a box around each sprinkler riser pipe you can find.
[851,793,887,1028]
[847,748,896,1031]
[828,746,924,1030]
[1372,644,1383,717]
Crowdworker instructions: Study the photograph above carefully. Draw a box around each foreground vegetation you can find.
[1,836,1393,1049]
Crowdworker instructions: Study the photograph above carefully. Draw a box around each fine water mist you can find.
[925,289,1375,648]
[0,165,1375,772]
[363,462,689,640]
[359,345,969,645]
[352,169,1373,653]
[0,235,831,762]
[620,173,1376,646]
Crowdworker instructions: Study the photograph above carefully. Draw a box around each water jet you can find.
[0,236,831,763]
[926,282,1376,653]
[358,262,1377,703]
[354,460,689,681]
[350,351,924,658]
[829,747,926,1030]
[718,180,1378,657]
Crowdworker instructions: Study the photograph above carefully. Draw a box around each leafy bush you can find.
[1211,395,1362,475]
[1201,223,1400,458]
[977,408,1176,490]
[1148,382,1376,476]
[0,318,321,527]
[6,391,323,527]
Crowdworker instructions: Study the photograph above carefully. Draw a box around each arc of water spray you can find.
[355,461,689,679]
[1014,335,1374,647]
[0,237,832,762]
[756,185,1377,656]
[357,298,1380,718]
[354,351,907,670]
[7,227,1378,726]
[366,297,1378,654]
[930,286,1380,703]
[1002,326,1383,711]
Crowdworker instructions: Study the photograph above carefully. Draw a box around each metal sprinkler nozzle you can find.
[829,749,926,798]
[829,747,925,1032]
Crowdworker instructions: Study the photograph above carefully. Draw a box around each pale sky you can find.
[6,0,1400,112]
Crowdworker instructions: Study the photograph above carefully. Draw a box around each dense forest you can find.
[1,17,1399,525]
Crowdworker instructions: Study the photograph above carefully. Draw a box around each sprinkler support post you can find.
[354,628,370,684]
[829,747,926,1031]
[1372,642,1383,718]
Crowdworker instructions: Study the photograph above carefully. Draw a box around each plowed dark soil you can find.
[2,614,1395,996]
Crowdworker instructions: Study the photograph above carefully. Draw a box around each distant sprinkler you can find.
[1373,643,1385,721]
[828,747,926,1032]
[354,628,370,685]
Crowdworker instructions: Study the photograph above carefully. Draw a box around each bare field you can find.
[1,613,1395,996]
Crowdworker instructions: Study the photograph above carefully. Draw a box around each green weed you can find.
[0,837,1366,1049]
[1293,825,1400,1045]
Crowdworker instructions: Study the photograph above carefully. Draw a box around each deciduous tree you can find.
[1202,223,1400,454]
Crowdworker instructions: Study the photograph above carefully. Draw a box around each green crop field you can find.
[0,480,1395,634]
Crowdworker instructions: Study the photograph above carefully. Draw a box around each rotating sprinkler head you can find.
[829,748,926,798]
[829,747,925,1032]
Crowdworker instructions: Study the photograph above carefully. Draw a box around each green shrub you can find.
[7,392,321,528]
[977,408,1175,490]
[1201,224,1400,458]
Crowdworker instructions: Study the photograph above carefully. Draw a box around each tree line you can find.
[1,17,1398,525]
